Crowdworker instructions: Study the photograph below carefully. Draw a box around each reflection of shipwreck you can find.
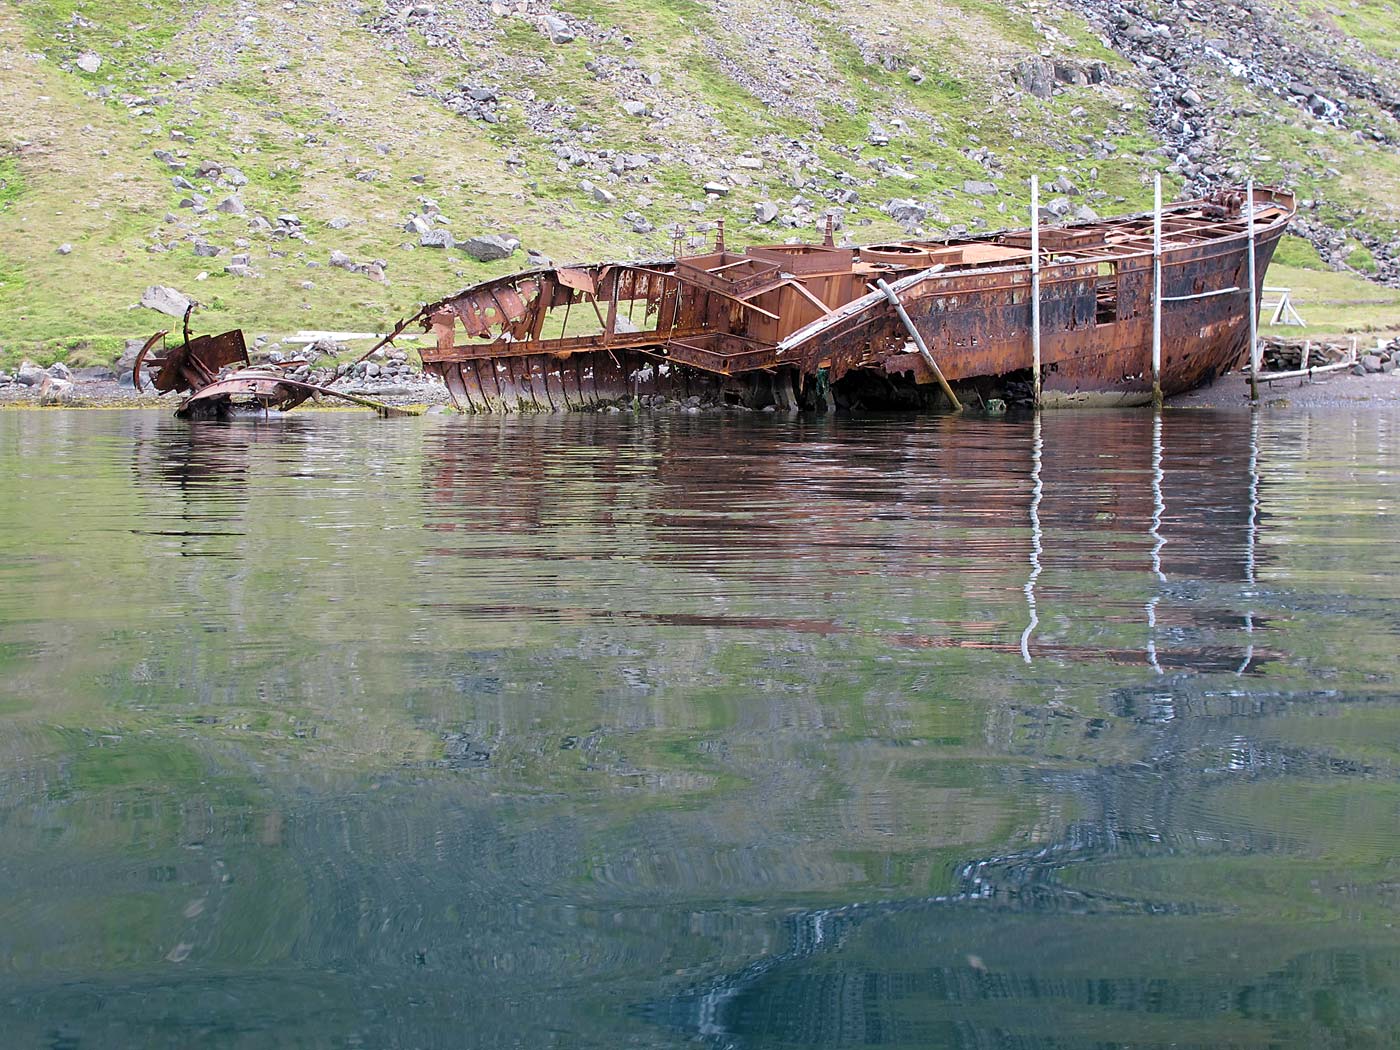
[143,186,1293,415]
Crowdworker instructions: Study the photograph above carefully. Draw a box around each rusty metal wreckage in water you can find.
[141,184,1295,418]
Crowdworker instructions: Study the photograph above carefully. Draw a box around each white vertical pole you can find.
[1152,173,1163,406]
[1247,179,1259,402]
[1030,176,1042,408]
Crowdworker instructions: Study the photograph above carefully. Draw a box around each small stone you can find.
[56,243,73,255]
[622,100,652,118]
[963,180,997,196]
[215,196,245,215]
[702,181,729,197]
[405,215,432,235]
[192,242,222,257]
[328,216,351,229]
[907,66,924,83]
[75,52,101,74]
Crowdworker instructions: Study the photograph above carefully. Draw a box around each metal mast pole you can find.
[1030,176,1042,408]
[1152,173,1163,407]
[1247,179,1259,402]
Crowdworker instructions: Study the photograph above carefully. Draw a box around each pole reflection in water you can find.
[1020,413,1043,665]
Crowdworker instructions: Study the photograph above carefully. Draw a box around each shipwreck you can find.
[144,184,1295,416]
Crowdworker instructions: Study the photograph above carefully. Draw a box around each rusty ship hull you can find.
[413,186,1293,412]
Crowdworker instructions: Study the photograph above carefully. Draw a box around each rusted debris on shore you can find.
[141,184,1296,416]
[136,307,420,418]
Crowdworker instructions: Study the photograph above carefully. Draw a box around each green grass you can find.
[1,0,1397,362]
[1261,262,1400,340]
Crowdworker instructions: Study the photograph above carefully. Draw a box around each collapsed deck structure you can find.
[145,185,1294,416]
[412,185,1293,411]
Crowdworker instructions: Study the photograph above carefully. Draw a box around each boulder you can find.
[621,101,652,118]
[461,234,516,262]
[38,376,76,405]
[16,360,46,386]
[75,52,102,74]
[140,285,194,318]
[1011,58,1054,99]
[702,181,730,197]
[420,229,455,249]
[541,15,574,44]
[884,198,927,224]
[963,180,998,196]
[215,196,245,215]
[46,362,73,381]
[1361,353,1384,373]
[115,340,146,385]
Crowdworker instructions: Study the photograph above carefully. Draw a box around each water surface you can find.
[1,407,1397,1048]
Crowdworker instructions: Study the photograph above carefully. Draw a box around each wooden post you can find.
[1152,173,1163,407]
[876,279,962,411]
[1030,175,1042,408]
[1247,180,1259,402]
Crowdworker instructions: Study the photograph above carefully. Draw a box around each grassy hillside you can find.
[0,0,1397,368]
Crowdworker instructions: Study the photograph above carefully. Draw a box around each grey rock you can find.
[328,216,351,230]
[140,285,194,318]
[38,376,76,404]
[1361,353,1384,373]
[461,233,516,262]
[1012,58,1054,99]
[541,15,574,44]
[884,198,927,224]
[75,52,102,74]
[329,250,356,269]
[702,181,730,197]
[172,175,194,190]
[56,243,73,255]
[622,100,652,118]
[192,242,222,257]
[591,184,616,204]
[215,196,245,215]
[754,202,779,224]
[225,264,256,278]
[405,215,432,235]
[17,361,45,387]
[46,362,73,381]
[420,228,455,249]
[963,180,998,196]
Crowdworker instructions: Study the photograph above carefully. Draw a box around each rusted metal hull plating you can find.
[413,186,1294,411]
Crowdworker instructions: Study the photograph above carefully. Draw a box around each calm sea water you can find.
[1,407,1397,1049]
